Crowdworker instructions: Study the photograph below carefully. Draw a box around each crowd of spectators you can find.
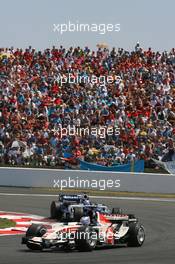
[0,43,175,168]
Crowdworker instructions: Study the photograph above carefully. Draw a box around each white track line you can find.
[0,166,173,176]
[0,192,174,202]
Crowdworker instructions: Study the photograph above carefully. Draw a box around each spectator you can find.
[0,45,174,167]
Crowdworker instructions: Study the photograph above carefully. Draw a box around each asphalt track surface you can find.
[0,187,175,264]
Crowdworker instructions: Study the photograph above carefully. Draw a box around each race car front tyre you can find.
[75,226,97,251]
[127,223,145,247]
[50,201,62,220]
[26,224,47,237]
[25,224,47,251]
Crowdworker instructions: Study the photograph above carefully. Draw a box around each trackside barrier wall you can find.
[0,167,174,194]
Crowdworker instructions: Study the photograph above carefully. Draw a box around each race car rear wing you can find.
[58,194,86,203]
[101,213,137,222]
[104,214,129,221]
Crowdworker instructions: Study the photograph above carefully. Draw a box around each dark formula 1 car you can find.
[50,194,122,221]
[22,211,145,252]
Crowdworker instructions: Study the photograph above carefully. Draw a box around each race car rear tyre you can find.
[112,207,123,214]
[26,224,47,238]
[127,223,145,247]
[50,201,62,220]
[73,207,84,221]
[75,226,97,251]
[128,214,136,219]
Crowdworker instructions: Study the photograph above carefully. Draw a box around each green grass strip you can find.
[0,218,16,229]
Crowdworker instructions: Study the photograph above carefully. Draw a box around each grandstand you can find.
[0,45,174,171]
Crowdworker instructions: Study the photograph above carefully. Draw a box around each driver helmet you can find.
[83,194,90,205]
[80,216,90,225]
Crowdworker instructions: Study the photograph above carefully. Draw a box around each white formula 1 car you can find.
[22,212,145,252]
